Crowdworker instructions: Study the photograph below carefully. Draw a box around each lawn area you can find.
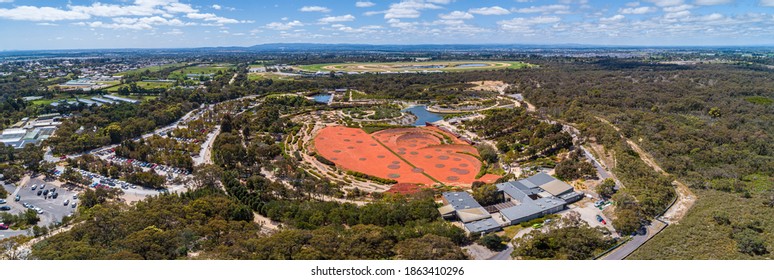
[172,64,233,75]
[498,225,523,240]
[295,61,534,73]
[106,81,175,92]
[115,62,188,76]
[31,99,56,106]
[247,72,297,81]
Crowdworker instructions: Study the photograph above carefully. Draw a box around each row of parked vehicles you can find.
[107,155,192,176]
[73,168,139,190]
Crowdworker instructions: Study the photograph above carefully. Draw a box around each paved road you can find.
[602,221,665,260]
[487,244,513,260]
[580,146,610,180]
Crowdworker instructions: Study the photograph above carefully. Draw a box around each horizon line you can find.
[2,43,774,53]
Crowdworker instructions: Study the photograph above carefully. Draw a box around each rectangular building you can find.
[495,173,580,225]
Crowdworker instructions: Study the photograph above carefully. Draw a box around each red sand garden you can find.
[313,126,500,188]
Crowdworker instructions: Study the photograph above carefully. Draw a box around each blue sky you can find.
[1,0,774,50]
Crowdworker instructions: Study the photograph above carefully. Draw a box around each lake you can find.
[403,105,443,126]
[456,63,489,68]
[312,94,332,103]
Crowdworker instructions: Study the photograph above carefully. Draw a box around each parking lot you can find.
[91,148,192,180]
[564,198,618,236]
[1,176,78,239]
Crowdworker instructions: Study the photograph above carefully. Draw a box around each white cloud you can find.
[387,18,417,29]
[186,13,246,24]
[319,14,356,24]
[664,10,691,19]
[698,13,725,21]
[601,14,625,22]
[694,0,732,4]
[384,0,445,19]
[762,0,774,6]
[0,0,14,3]
[69,3,157,18]
[512,5,570,14]
[326,23,381,33]
[469,6,510,16]
[498,16,562,33]
[300,6,331,13]
[79,16,190,30]
[356,1,376,8]
[643,0,684,6]
[0,6,89,21]
[165,3,197,14]
[619,6,658,14]
[165,28,183,35]
[439,11,473,20]
[212,4,222,10]
[663,4,694,12]
[265,20,304,30]
[626,2,641,7]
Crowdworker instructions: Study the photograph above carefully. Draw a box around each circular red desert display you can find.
[313,125,500,187]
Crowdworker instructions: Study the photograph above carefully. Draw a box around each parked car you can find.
[73,195,78,200]
[596,214,606,225]
[63,199,69,206]
[31,184,37,190]
[0,206,11,211]
[52,192,59,199]
[42,190,49,196]
[40,185,45,189]
[14,195,20,201]
[0,223,8,230]
[71,203,77,208]
[37,190,42,196]
[36,209,43,214]
[0,199,5,204]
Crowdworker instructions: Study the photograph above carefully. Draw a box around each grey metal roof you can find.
[464,218,501,233]
[103,95,140,104]
[525,172,556,186]
[442,192,483,210]
[499,196,566,222]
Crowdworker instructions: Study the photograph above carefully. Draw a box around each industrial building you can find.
[0,113,62,149]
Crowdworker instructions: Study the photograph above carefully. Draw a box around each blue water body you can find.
[456,63,488,68]
[403,105,443,126]
[312,94,332,103]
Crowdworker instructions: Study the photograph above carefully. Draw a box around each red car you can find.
[0,223,9,230]
[60,155,67,160]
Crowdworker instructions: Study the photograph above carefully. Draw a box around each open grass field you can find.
[296,61,532,73]
[105,81,175,92]
[313,126,499,187]
[115,63,188,76]
[247,72,297,81]
[172,64,233,75]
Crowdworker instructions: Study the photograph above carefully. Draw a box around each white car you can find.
[36,209,43,214]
